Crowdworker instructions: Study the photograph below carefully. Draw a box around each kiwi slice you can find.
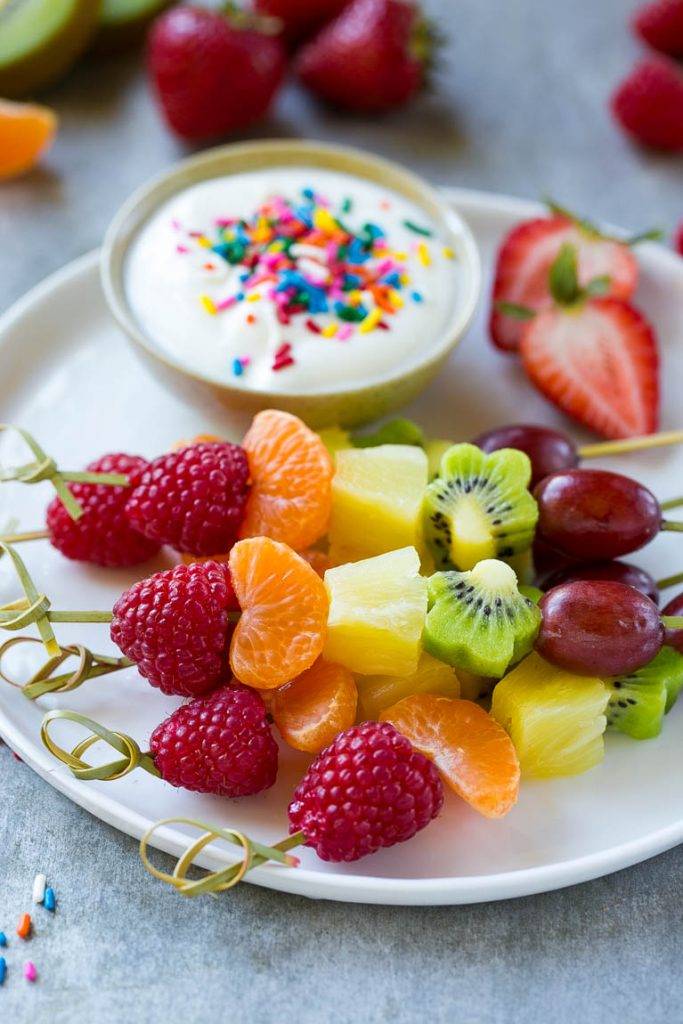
[423,558,542,678]
[95,0,173,53]
[352,417,425,449]
[606,647,683,739]
[423,443,538,571]
[0,0,101,98]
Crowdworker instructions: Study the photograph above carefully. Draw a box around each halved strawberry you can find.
[490,209,642,352]
[519,246,659,439]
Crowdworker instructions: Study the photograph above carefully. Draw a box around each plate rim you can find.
[0,187,681,905]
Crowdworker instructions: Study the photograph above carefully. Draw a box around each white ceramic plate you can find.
[0,189,682,906]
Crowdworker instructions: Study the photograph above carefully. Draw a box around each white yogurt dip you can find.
[124,166,459,393]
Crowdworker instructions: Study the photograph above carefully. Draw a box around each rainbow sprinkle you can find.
[175,186,446,377]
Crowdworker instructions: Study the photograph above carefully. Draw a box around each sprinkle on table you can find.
[232,359,244,377]
[43,888,56,913]
[24,961,37,983]
[417,242,432,267]
[32,873,46,905]
[16,913,31,939]
[0,957,5,986]
[0,932,7,947]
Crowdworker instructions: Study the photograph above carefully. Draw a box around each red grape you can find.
[535,469,661,561]
[537,580,664,676]
[543,560,659,604]
[474,424,578,487]
[662,592,683,617]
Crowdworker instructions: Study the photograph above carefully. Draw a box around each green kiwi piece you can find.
[423,558,542,678]
[0,0,101,98]
[424,438,452,480]
[422,443,538,571]
[94,0,172,53]
[352,417,425,449]
[606,647,683,739]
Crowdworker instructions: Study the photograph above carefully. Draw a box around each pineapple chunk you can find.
[329,445,428,563]
[323,547,427,676]
[357,652,460,720]
[491,652,608,778]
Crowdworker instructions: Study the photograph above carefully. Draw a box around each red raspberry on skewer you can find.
[46,453,160,568]
[150,684,278,797]
[125,442,250,557]
[110,560,239,697]
[288,721,444,862]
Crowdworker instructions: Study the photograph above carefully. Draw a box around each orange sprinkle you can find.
[17,913,31,939]
[246,313,256,324]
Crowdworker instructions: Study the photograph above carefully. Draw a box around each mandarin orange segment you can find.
[380,694,520,818]
[240,410,334,551]
[270,659,357,753]
[0,100,57,180]
[229,536,328,689]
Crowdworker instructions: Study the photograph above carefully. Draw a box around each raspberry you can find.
[149,684,278,797]
[110,560,239,697]
[125,443,250,556]
[288,721,443,862]
[611,56,683,152]
[46,453,160,568]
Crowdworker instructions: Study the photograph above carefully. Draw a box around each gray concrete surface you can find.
[1,1,681,1021]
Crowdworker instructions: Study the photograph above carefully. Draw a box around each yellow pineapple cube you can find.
[329,444,428,563]
[491,652,608,778]
[357,652,460,720]
[323,547,427,676]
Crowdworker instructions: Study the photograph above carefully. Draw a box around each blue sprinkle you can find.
[0,957,5,986]
[364,222,385,239]
[347,239,370,264]
[235,292,245,302]
[232,358,244,377]
[382,272,401,287]
[0,932,6,947]
[411,291,424,303]
[343,273,361,290]
[44,887,56,912]
[302,187,315,200]
[239,272,250,283]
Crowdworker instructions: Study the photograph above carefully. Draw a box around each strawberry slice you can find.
[490,210,641,352]
[519,245,659,439]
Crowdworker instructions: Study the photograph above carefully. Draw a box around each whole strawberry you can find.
[46,453,160,568]
[150,684,278,797]
[676,221,683,256]
[110,560,239,697]
[125,442,250,556]
[288,721,443,861]
[148,5,287,141]
[611,56,683,151]
[295,0,432,113]
[633,0,683,58]
[255,0,350,45]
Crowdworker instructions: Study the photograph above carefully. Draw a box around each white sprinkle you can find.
[32,873,46,905]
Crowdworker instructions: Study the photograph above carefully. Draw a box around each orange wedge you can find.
[0,100,57,180]
[381,694,520,818]
[240,410,333,551]
[270,659,357,753]
[229,536,328,689]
